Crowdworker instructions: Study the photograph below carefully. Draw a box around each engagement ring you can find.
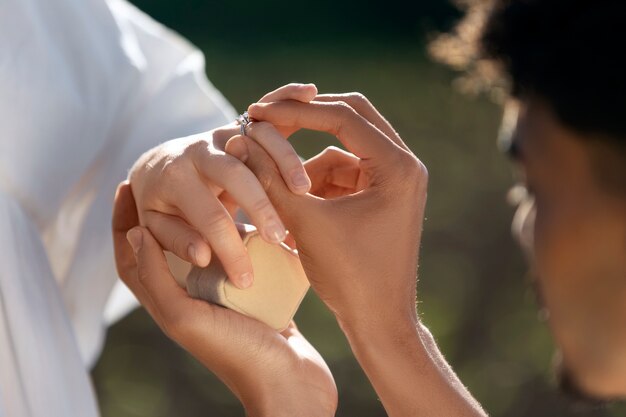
[236,111,251,136]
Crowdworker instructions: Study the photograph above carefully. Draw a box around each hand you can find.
[112,182,337,417]
[129,84,317,289]
[227,93,427,329]
[227,93,486,417]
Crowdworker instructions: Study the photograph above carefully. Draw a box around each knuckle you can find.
[160,160,186,183]
[329,101,358,135]
[203,210,233,236]
[227,251,250,268]
[395,154,414,173]
[415,160,429,189]
[345,92,370,109]
[250,198,275,218]
[415,159,429,180]
[185,139,210,156]
[396,153,428,187]
[247,121,272,136]
[171,232,191,257]
[332,101,355,115]
[280,149,301,166]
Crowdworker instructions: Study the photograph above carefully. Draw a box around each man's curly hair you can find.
[430,0,626,192]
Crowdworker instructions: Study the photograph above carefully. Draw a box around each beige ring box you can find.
[169,225,310,332]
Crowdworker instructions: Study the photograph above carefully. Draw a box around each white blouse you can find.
[0,0,236,415]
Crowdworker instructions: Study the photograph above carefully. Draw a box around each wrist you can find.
[341,313,423,356]
[231,354,334,417]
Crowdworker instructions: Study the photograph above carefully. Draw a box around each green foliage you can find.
[127,0,461,44]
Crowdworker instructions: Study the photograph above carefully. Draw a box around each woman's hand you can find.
[112,182,337,417]
[129,84,317,289]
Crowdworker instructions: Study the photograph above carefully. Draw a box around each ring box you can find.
[181,225,310,331]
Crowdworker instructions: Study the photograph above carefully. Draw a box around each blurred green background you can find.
[92,1,626,416]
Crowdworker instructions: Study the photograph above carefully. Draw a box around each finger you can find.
[126,227,202,336]
[259,83,318,104]
[243,122,312,194]
[172,177,255,289]
[144,210,212,267]
[227,136,305,228]
[191,149,288,245]
[248,100,405,163]
[112,181,139,279]
[257,84,318,138]
[111,183,156,316]
[314,93,409,151]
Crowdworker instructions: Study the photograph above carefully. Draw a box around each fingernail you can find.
[240,272,253,289]
[265,221,287,243]
[291,170,311,191]
[188,244,197,264]
[126,228,143,254]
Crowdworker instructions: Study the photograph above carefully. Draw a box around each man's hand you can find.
[228,94,426,329]
[128,84,317,289]
[226,92,486,417]
[112,181,337,417]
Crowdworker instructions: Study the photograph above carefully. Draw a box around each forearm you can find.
[342,316,487,417]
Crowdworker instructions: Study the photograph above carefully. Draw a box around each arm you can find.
[344,318,485,417]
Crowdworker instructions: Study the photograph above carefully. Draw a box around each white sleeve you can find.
[0,193,100,417]
[58,0,238,369]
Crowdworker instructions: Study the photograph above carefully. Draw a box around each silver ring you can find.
[236,111,251,136]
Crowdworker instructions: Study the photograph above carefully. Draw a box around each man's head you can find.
[432,0,626,401]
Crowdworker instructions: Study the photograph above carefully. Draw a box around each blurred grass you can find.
[93,40,626,417]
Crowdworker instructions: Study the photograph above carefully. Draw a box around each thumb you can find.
[225,135,305,230]
[126,226,190,323]
[113,181,139,279]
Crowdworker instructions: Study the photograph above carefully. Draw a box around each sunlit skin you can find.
[509,98,626,399]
